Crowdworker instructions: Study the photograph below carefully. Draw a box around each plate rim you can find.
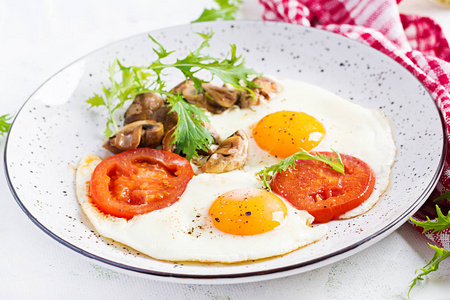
[4,19,447,281]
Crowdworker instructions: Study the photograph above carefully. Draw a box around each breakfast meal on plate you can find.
[75,32,396,263]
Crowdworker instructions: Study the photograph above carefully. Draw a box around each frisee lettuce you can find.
[408,245,450,298]
[166,94,214,160]
[87,61,152,137]
[0,114,12,136]
[256,149,345,191]
[192,0,243,23]
[86,30,259,160]
[410,205,450,234]
[409,195,450,298]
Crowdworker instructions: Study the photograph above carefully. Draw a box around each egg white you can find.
[207,77,396,219]
[75,77,395,263]
[76,154,327,263]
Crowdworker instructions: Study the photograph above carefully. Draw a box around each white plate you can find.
[4,20,446,284]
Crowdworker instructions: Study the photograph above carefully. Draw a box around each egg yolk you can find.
[252,110,325,158]
[209,188,287,236]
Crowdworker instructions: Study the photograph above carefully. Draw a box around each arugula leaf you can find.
[166,94,214,160]
[192,0,243,23]
[256,149,345,191]
[408,245,450,298]
[410,205,450,234]
[0,114,12,136]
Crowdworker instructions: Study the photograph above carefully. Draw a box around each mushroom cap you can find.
[171,80,239,114]
[202,83,239,109]
[252,77,281,99]
[172,80,207,108]
[150,105,178,135]
[201,129,249,174]
[103,120,164,154]
[162,126,178,153]
[124,93,164,125]
[238,77,281,109]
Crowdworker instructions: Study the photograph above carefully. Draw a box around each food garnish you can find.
[86,61,152,138]
[192,0,243,23]
[87,30,259,160]
[166,94,215,160]
[410,204,450,234]
[257,149,345,192]
[0,114,12,136]
[409,245,450,298]
[409,199,450,297]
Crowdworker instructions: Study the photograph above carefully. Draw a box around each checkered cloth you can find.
[259,0,450,250]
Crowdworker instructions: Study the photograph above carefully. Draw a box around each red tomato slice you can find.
[270,151,375,223]
[89,148,194,219]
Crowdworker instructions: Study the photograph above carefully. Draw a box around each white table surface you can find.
[1,0,450,299]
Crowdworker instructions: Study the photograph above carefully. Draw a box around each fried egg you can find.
[75,77,395,263]
[208,77,396,219]
[76,154,327,263]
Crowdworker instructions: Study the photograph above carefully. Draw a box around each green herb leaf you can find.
[0,114,12,136]
[410,205,450,234]
[149,31,260,92]
[87,29,259,157]
[256,149,345,191]
[433,190,450,203]
[408,191,450,298]
[192,0,243,23]
[408,245,450,298]
[87,59,156,137]
[86,93,105,108]
[166,94,214,161]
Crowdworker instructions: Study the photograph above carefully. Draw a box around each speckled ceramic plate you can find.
[4,21,446,284]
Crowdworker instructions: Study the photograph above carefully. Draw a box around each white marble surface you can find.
[1,0,450,299]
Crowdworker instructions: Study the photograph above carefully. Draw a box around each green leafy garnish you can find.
[433,190,450,203]
[256,149,345,191]
[0,114,12,136]
[86,60,152,137]
[166,94,214,160]
[87,30,259,159]
[408,245,450,298]
[408,192,450,298]
[192,0,243,23]
[147,30,259,92]
[410,205,450,234]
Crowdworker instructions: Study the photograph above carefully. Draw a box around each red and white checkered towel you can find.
[259,0,450,249]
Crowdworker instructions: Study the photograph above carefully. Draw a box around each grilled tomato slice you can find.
[270,151,375,223]
[90,148,193,219]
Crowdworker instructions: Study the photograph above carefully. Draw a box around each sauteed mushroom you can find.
[253,76,281,99]
[124,93,164,125]
[171,80,206,108]
[238,77,281,108]
[202,83,239,109]
[150,105,178,134]
[103,120,164,154]
[161,126,177,153]
[171,80,239,114]
[201,130,248,173]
